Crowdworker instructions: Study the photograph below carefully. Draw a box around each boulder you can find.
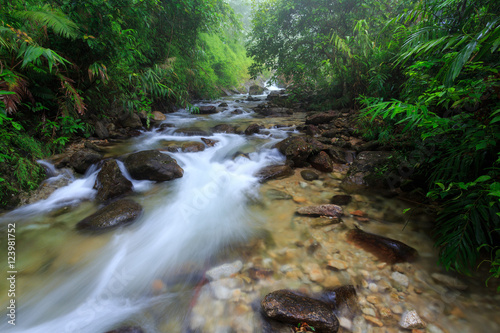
[119,112,143,129]
[261,290,339,333]
[297,204,343,218]
[305,111,340,125]
[328,147,348,164]
[94,120,109,139]
[300,170,319,181]
[174,127,212,136]
[244,123,263,135]
[275,136,328,167]
[309,151,333,172]
[151,111,166,122]
[342,151,393,187]
[70,149,103,174]
[248,84,265,95]
[257,165,294,182]
[212,124,239,134]
[181,141,205,153]
[198,106,218,114]
[346,228,418,264]
[94,159,133,202]
[76,198,143,231]
[124,150,183,181]
[218,102,228,107]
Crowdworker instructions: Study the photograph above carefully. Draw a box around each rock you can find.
[209,278,241,300]
[320,285,359,319]
[261,290,339,333]
[275,136,329,167]
[267,90,281,100]
[399,310,426,329]
[151,111,166,121]
[364,315,383,327]
[75,198,143,231]
[265,189,292,200]
[430,273,468,290]
[69,149,103,174]
[300,169,319,181]
[198,105,218,114]
[305,111,340,125]
[94,159,133,202]
[391,271,409,287]
[218,102,228,107]
[244,123,263,135]
[212,124,239,134]
[94,120,109,139]
[328,147,348,164]
[342,151,393,187]
[105,326,144,333]
[119,112,143,129]
[181,141,205,152]
[257,165,294,182]
[309,151,333,172]
[248,84,265,95]
[174,127,212,136]
[327,259,349,270]
[346,228,418,264]
[305,263,325,282]
[124,150,183,181]
[330,195,352,205]
[231,109,244,114]
[205,260,243,281]
[201,137,218,147]
[297,204,343,218]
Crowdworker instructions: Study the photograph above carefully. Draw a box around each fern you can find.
[15,4,80,40]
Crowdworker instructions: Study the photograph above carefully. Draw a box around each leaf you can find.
[475,175,491,183]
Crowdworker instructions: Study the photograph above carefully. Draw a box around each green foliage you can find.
[358,0,500,284]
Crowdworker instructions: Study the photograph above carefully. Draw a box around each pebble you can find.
[378,307,392,319]
[299,181,308,188]
[293,196,307,203]
[391,271,409,287]
[362,307,377,316]
[364,315,384,327]
[322,275,342,288]
[366,295,380,305]
[399,310,426,329]
[339,317,353,330]
[327,259,349,270]
[368,283,378,293]
[304,263,325,282]
[206,261,243,281]
[391,304,404,314]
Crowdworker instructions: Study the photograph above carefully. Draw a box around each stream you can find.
[1,92,500,333]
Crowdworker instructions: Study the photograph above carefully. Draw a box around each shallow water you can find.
[1,94,499,332]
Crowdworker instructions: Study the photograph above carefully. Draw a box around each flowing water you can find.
[1,93,500,333]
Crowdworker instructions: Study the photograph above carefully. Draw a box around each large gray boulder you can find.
[124,150,183,181]
[76,198,143,231]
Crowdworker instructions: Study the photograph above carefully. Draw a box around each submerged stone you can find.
[300,169,319,181]
[257,165,294,182]
[297,204,343,218]
[346,228,418,264]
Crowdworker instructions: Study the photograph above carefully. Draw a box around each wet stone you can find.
[265,189,292,200]
[391,271,409,288]
[261,289,339,333]
[300,169,319,181]
[257,165,294,182]
[75,198,143,231]
[297,204,343,218]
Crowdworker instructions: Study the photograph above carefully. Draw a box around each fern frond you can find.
[15,4,80,40]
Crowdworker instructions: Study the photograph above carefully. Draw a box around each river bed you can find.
[1,94,499,332]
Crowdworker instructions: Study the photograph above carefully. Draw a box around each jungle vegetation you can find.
[0,0,251,208]
[249,0,500,286]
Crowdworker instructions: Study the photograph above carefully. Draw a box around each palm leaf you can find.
[15,4,80,40]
